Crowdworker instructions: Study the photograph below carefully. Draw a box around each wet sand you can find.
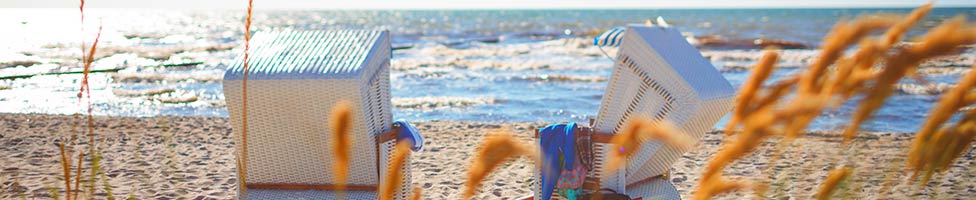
[1,114,974,199]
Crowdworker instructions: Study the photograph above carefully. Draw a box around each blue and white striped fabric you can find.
[593,27,626,47]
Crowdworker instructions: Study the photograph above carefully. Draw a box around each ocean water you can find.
[1,8,975,133]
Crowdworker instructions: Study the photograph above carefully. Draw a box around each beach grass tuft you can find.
[606,118,695,172]
[380,142,412,200]
[695,3,976,199]
[815,167,851,200]
[464,132,538,199]
[329,100,354,196]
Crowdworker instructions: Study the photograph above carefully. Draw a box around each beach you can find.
[2,113,974,199]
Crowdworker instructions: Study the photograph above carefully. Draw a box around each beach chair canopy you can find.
[595,24,734,196]
[532,23,733,200]
[596,23,735,190]
[223,30,418,199]
[593,27,626,47]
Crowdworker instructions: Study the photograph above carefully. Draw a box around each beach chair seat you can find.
[531,23,734,200]
[222,30,422,200]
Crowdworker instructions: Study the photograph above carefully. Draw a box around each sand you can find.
[1,113,974,199]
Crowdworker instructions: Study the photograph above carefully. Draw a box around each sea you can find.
[1,8,974,133]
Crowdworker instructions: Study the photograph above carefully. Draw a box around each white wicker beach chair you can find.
[223,30,421,200]
[531,24,734,200]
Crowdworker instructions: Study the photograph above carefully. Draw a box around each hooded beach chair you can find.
[531,22,735,200]
[223,30,423,199]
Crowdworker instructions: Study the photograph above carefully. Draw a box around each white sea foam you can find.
[894,83,955,95]
[393,96,502,109]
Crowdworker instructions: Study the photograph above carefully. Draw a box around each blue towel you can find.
[539,123,577,200]
[393,120,424,152]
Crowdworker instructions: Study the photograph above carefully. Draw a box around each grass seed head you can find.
[330,100,354,192]
[815,167,852,200]
[380,142,411,200]
[463,133,537,199]
[726,52,779,133]
[606,118,695,172]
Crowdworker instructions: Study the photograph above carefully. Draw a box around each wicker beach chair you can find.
[531,23,734,200]
[223,30,422,199]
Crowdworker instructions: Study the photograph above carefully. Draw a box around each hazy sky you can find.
[2,0,974,9]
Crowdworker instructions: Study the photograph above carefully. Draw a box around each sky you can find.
[2,0,975,10]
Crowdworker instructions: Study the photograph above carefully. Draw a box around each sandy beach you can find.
[1,113,974,199]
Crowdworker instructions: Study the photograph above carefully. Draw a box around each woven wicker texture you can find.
[225,30,389,80]
[245,189,376,199]
[223,30,408,199]
[592,24,734,195]
[625,177,680,200]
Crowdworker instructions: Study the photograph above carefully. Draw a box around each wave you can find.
[894,83,955,95]
[112,73,222,83]
[112,88,176,97]
[392,96,502,109]
[511,75,607,82]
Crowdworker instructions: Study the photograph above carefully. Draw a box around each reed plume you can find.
[463,133,538,199]
[815,167,851,200]
[694,4,976,199]
[693,175,750,200]
[908,63,976,183]
[797,16,896,94]
[330,100,354,194]
[724,51,778,134]
[845,16,976,141]
[606,118,695,172]
[380,142,411,200]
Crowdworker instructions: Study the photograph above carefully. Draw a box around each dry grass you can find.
[696,3,976,199]
[724,51,778,135]
[55,1,104,199]
[410,187,422,200]
[908,63,976,183]
[380,142,411,200]
[236,0,255,197]
[606,118,695,172]
[58,143,71,200]
[815,167,851,200]
[463,132,539,199]
[330,100,354,195]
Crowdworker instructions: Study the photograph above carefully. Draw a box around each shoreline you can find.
[1,113,973,199]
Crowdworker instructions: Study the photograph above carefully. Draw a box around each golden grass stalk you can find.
[58,143,72,200]
[845,16,976,141]
[463,133,538,199]
[606,118,695,172]
[815,167,851,200]
[882,3,933,46]
[380,142,411,200]
[409,187,422,200]
[330,100,354,195]
[693,5,961,199]
[238,0,254,195]
[725,51,779,134]
[693,175,751,200]
[703,106,776,182]
[798,16,897,94]
[907,106,976,183]
[73,152,83,200]
[910,64,976,170]
[963,92,976,105]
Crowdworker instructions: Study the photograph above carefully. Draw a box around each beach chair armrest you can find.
[393,120,424,152]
